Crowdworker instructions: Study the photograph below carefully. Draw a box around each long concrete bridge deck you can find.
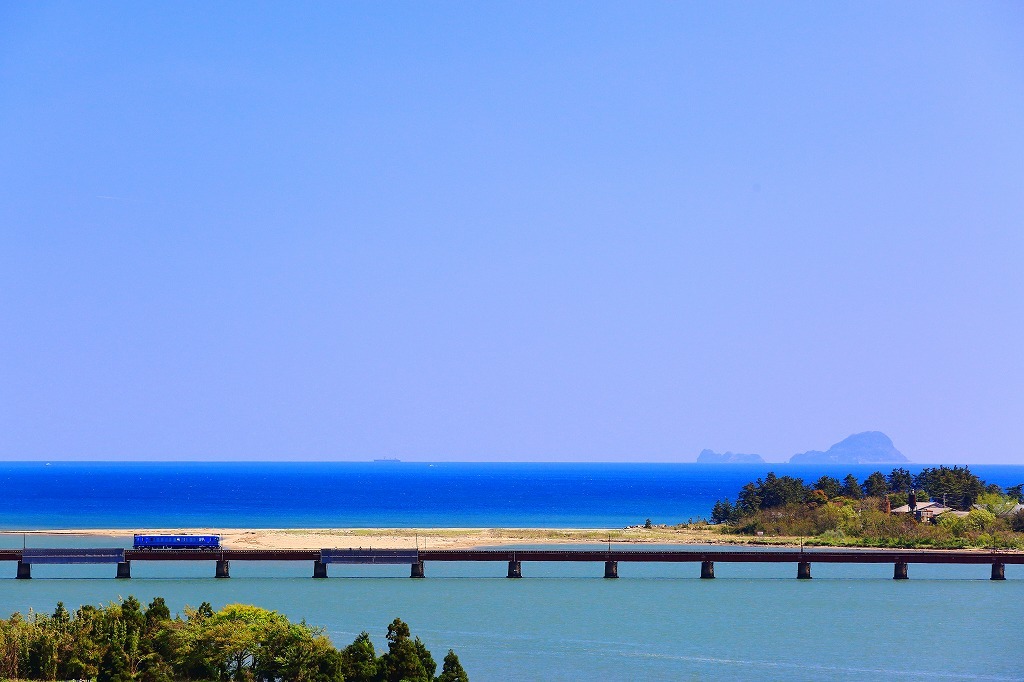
[1,547,1020,580]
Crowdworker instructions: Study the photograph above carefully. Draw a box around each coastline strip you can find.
[0,527,1006,552]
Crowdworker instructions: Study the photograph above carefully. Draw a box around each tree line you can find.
[0,597,469,682]
[709,466,1024,548]
[712,465,1023,523]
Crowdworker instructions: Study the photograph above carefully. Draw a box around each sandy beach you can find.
[1,526,771,550]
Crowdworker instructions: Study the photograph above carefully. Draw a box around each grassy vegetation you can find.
[708,467,1024,550]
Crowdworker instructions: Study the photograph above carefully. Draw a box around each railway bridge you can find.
[0,547,1020,580]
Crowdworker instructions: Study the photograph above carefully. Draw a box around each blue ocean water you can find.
[1,461,1022,529]
[1,463,1022,680]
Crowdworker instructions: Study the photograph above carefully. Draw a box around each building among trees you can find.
[890,500,955,522]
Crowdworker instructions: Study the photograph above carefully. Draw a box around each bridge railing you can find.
[320,549,420,565]
[20,548,126,564]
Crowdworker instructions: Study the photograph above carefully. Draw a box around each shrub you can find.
[1011,510,1024,533]
[965,508,997,532]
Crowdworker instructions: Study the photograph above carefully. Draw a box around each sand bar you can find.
[0,528,1003,552]
[0,526,772,550]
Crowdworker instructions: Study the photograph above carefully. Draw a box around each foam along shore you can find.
[0,526,768,550]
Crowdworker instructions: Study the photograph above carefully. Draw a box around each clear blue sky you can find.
[1,2,1022,463]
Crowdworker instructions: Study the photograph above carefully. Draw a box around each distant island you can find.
[697,431,910,464]
[696,449,766,464]
[789,431,908,464]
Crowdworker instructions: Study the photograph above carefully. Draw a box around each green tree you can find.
[66,605,102,680]
[27,611,61,681]
[862,471,888,498]
[145,597,171,631]
[381,618,429,682]
[438,649,470,682]
[293,634,345,682]
[254,618,344,682]
[0,599,461,682]
[413,636,436,679]
[0,615,30,679]
[711,499,736,524]
[964,508,997,532]
[813,476,842,499]
[1009,510,1024,532]
[53,602,70,625]
[1005,484,1023,502]
[737,482,762,513]
[840,474,863,499]
[97,618,131,682]
[887,468,913,493]
[756,472,808,508]
[914,466,986,510]
[976,492,1018,516]
[121,596,145,634]
[341,632,379,682]
[174,607,220,680]
[937,513,967,537]
[204,603,280,677]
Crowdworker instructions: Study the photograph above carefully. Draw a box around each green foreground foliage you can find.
[0,598,468,682]
[711,466,1024,549]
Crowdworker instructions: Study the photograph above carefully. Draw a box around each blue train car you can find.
[133,534,221,550]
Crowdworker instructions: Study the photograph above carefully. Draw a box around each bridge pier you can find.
[991,562,1005,581]
[894,561,909,580]
[16,561,30,579]
[797,561,812,579]
[507,560,522,578]
[701,561,715,579]
[313,560,328,579]
[116,561,131,579]
[215,559,230,579]
[411,561,425,578]
[604,561,618,578]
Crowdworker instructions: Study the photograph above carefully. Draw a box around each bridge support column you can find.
[991,562,1006,581]
[507,560,522,578]
[701,561,715,579]
[894,561,909,580]
[16,561,30,579]
[797,561,812,579]
[411,561,425,578]
[116,561,131,579]
[604,561,618,579]
[313,560,328,579]
[215,559,230,579]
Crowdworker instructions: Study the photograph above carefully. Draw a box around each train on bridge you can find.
[133,534,221,550]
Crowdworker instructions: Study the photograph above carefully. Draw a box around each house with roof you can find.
[971,501,1024,517]
[891,500,954,522]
